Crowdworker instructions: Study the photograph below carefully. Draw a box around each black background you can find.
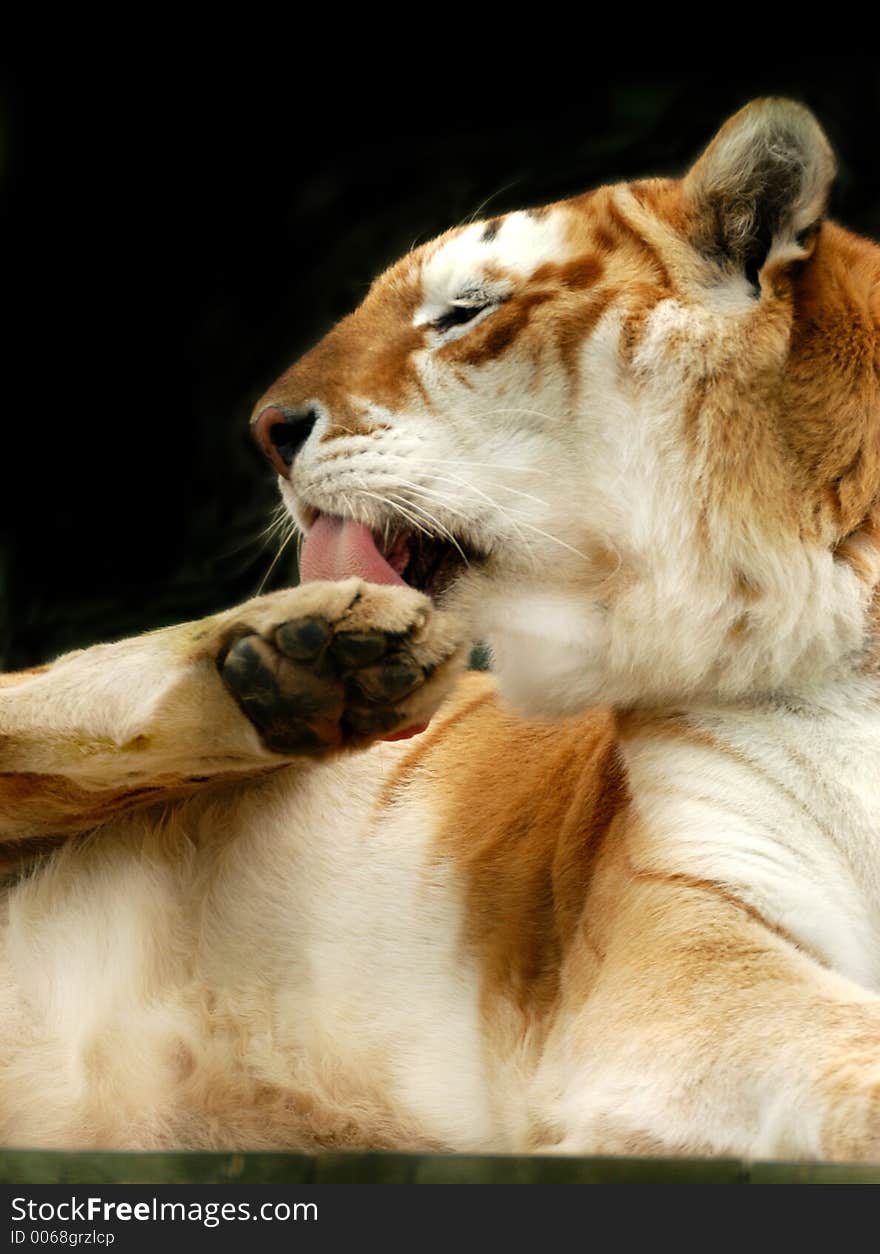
[3,60,879,669]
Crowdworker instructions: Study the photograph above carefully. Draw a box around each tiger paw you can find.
[216,579,467,755]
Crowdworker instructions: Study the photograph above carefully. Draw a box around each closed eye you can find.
[432,301,493,334]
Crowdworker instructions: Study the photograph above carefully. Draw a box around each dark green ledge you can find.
[1,1151,878,1185]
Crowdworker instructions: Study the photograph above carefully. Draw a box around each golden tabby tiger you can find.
[1,99,878,1160]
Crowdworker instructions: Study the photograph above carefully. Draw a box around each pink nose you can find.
[251,405,319,477]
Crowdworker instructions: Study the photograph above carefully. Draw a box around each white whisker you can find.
[419,456,554,478]
[422,470,552,512]
[503,517,591,563]
[297,450,589,568]
[387,493,470,568]
[453,479,536,558]
[258,512,293,544]
[356,487,432,539]
[460,180,520,228]
[217,504,293,561]
[390,476,479,525]
[257,523,298,595]
[351,480,470,569]
[427,468,590,564]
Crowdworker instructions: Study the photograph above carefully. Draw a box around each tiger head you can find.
[253,100,880,717]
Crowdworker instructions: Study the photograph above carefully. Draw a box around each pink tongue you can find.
[300,515,405,587]
[299,515,427,743]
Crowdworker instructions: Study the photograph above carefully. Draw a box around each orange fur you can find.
[1,100,879,1160]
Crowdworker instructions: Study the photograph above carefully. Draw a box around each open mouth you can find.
[299,512,478,600]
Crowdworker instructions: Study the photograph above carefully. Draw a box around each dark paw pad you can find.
[329,631,391,669]
[349,656,423,703]
[218,601,442,757]
[220,632,344,754]
[274,618,331,663]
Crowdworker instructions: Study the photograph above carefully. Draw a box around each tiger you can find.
[0,97,878,1162]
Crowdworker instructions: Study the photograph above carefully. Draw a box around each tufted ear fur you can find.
[683,98,836,288]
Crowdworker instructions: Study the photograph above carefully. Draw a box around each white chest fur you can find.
[621,693,880,990]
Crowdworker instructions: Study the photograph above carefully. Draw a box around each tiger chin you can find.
[1,99,879,1163]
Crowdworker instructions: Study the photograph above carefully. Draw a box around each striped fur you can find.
[0,100,878,1159]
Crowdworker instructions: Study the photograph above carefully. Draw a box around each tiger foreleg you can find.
[0,579,466,841]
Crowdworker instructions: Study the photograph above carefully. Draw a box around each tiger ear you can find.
[683,98,836,288]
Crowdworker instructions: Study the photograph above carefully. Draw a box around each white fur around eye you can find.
[414,209,566,329]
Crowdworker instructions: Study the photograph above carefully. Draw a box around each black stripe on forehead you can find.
[481,218,502,243]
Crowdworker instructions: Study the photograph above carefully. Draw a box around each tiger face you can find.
[254,99,880,716]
